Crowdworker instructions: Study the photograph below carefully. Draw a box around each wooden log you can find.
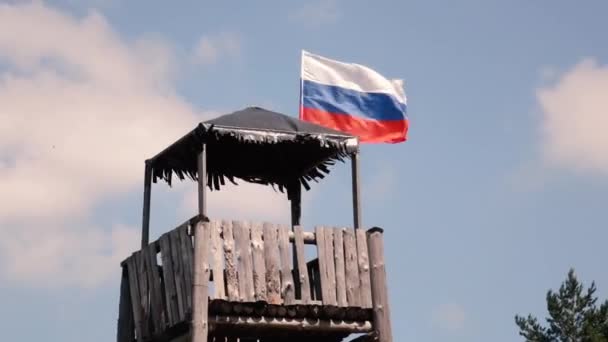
[179,224,194,316]
[126,256,144,341]
[356,228,372,309]
[333,227,347,307]
[169,229,186,322]
[209,220,225,300]
[263,223,281,305]
[117,266,135,342]
[287,231,316,244]
[250,222,267,301]
[367,228,392,342]
[278,225,295,305]
[233,220,254,302]
[323,227,337,306]
[209,315,373,333]
[159,233,179,326]
[343,228,361,307]
[222,220,239,301]
[192,221,211,342]
[293,226,311,304]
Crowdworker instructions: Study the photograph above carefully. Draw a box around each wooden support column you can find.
[192,221,211,342]
[192,146,210,342]
[141,161,152,248]
[290,182,301,228]
[197,145,207,219]
[351,151,362,229]
[367,227,392,342]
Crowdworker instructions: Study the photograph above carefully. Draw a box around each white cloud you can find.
[538,58,608,175]
[432,303,466,331]
[0,2,280,288]
[192,32,240,66]
[179,182,293,224]
[289,0,340,28]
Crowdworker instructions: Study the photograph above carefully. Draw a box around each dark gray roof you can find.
[148,107,358,199]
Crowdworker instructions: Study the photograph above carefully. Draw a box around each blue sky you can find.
[1,1,608,341]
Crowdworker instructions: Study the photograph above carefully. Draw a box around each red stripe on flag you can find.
[300,107,408,143]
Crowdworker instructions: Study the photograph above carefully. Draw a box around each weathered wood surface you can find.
[343,228,360,307]
[263,223,281,305]
[192,221,211,342]
[118,219,384,341]
[234,221,254,302]
[222,220,239,301]
[117,267,134,342]
[277,225,295,305]
[356,228,373,309]
[367,228,392,342]
[250,222,266,301]
[333,228,347,307]
[209,221,225,300]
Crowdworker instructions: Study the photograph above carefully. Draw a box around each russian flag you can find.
[299,50,408,143]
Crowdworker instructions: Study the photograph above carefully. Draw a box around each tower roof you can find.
[147,106,358,196]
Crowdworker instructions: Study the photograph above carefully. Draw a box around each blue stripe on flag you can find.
[301,80,406,121]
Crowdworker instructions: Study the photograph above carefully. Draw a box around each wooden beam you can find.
[209,316,373,333]
[141,162,152,248]
[191,221,211,342]
[351,151,362,229]
[367,227,392,342]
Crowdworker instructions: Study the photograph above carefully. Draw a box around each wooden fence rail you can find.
[117,219,389,342]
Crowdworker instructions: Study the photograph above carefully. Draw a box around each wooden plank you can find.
[144,242,164,332]
[222,220,239,301]
[356,228,373,309]
[135,250,150,339]
[343,228,361,307]
[333,227,347,307]
[277,225,295,304]
[250,222,267,301]
[126,260,142,341]
[263,222,281,304]
[233,220,254,302]
[367,228,392,342]
[315,227,329,304]
[209,220,226,300]
[169,229,186,322]
[117,267,134,342]
[307,259,321,301]
[323,227,337,305]
[293,226,311,304]
[159,234,178,326]
[179,224,194,316]
[192,221,211,342]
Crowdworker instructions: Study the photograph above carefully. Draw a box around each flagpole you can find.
[352,149,362,229]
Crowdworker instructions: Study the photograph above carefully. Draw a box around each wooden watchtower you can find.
[116,107,393,342]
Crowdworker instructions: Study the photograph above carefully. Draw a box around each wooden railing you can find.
[117,219,390,342]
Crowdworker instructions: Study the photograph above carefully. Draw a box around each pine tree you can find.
[515,269,608,341]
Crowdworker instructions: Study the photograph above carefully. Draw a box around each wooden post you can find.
[197,145,207,219]
[351,151,362,229]
[191,221,211,342]
[367,227,392,342]
[141,162,152,248]
[290,182,301,228]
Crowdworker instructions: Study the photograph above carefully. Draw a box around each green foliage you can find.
[515,269,608,341]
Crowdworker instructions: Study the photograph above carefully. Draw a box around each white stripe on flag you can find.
[301,50,406,104]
